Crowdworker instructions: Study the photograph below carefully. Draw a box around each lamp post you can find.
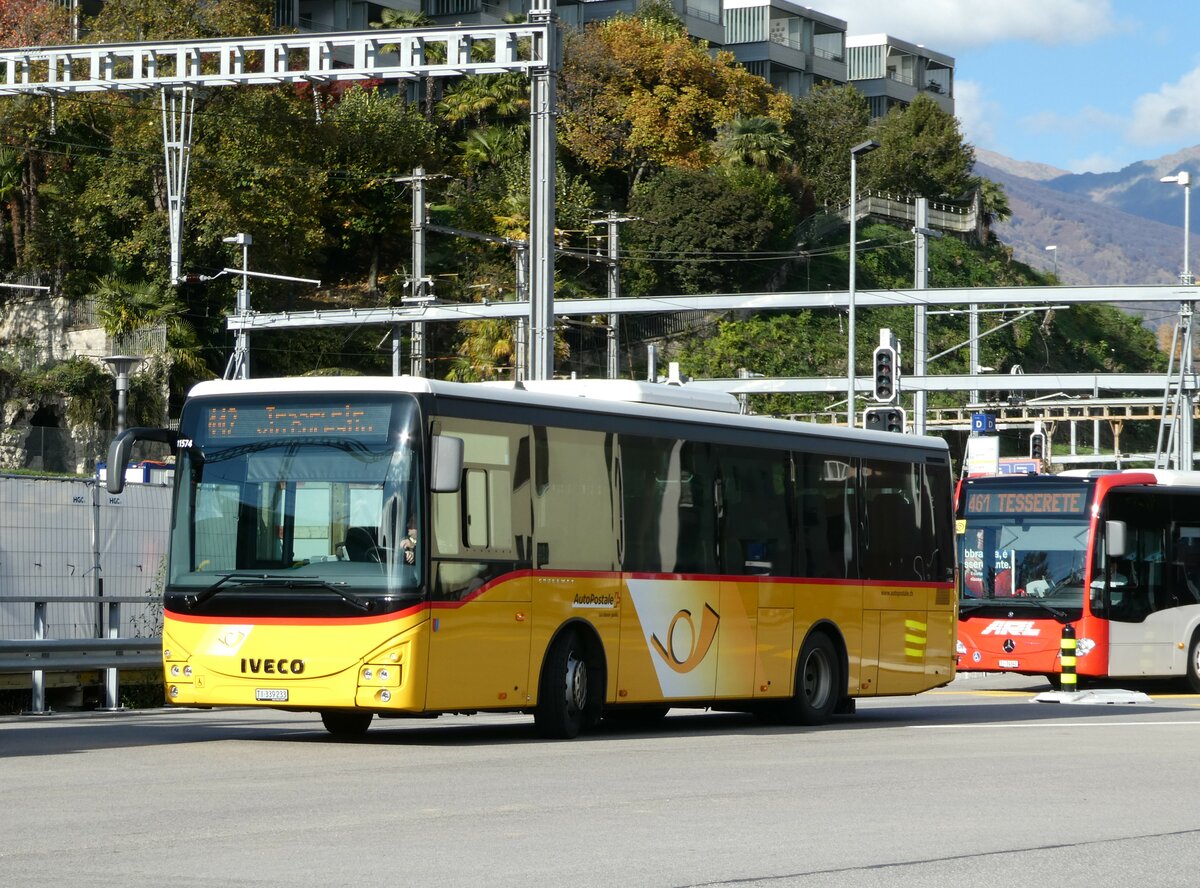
[847,139,880,425]
[103,355,142,435]
[1045,244,1057,278]
[222,233,252,379]
[1160,172,1192,284]
[1162,170,1195,469]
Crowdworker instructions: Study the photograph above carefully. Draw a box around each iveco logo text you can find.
[980,620,1040,637]
[240,658,306,675]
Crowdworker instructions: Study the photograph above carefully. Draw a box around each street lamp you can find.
[1045,244,1057,278]
[103,354,142,435]
[222,233,252,379]
[1162,170,1196,471]
[1160,172,1191,284]
[847,139,880,425]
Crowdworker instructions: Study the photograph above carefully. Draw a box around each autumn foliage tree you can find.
[559,7,792,189]
[0,0,72,48]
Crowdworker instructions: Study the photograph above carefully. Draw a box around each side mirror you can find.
[1105,519,1128,560]
[431,435,464,493]
[106,427,175,494]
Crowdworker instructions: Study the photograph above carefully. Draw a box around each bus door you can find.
[715,447,794,701]
[1101,495,1174,676]
[424,421,533,711]
[1167,523,1200,670]
[618,437,721,702]
[862,459,946,695]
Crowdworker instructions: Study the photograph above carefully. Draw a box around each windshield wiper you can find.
[958,597,1070,621]
[1023,597,1071,622]
[184,574,373,612]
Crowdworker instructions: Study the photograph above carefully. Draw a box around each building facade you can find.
[274,0,952,112]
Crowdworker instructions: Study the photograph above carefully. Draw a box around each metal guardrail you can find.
[1,595,163,715]
[0,638,162,674]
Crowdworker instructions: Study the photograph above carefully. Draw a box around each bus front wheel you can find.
[320,710,373,737]
[780,632,841,726]
[1187,634,1200,694]
[535,630,593,740]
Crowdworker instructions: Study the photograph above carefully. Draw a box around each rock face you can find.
[1,296,121,476]
[0,397,94,475]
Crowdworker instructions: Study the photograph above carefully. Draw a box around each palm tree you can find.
[439,73,529,128]
[715,116,795,170]
[447,317,518,381]
[0,146,24,262]
[972,176,1012,243]
[458,126,525,174]
[92,275,212,400]
[371,9,441,117]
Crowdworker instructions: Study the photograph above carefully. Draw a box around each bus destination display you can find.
[965,487,1091,518]
[204,402,392,442]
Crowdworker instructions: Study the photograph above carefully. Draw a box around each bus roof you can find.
[186,375,950,456]
[1054,469,1200,487]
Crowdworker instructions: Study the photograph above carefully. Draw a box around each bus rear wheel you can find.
[320,710,373,737]
[1187,634,1200,694]
[778,632,840,726]
[535,630,593,740]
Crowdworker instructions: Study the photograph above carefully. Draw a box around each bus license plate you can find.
[255,688,288,702]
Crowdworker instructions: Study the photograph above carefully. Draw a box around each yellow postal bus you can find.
[108,376,956,738]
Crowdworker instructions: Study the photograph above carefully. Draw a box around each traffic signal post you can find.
[1030,423,1047,461]
[865,328,906,433]
[873,329,899,403]
[864,405,907,433]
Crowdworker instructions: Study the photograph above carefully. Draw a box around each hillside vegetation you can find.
[0,0,1166,436]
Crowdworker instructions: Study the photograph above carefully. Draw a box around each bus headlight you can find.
[956,640,967,655]
[1076,637,1095,657]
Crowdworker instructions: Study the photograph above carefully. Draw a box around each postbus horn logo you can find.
[650,604,720,673]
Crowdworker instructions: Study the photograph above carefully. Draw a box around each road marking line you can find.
[911,720,1200,728]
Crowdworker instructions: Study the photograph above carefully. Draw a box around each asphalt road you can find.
[4,674,1200,888]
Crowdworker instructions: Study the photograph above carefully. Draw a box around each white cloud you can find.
[1129,67,1200,146]
[815,0,1118,48]
[953,80,997,147]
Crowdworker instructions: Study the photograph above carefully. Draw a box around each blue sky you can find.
[815,0,1200,173]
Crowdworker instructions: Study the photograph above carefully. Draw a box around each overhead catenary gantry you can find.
[0,9,561,378]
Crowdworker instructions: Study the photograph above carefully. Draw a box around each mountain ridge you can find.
[975,145,1200,333]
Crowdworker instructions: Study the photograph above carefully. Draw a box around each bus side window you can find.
[792,453,854,580]
[861,459,922,582]
[1172,527,1200,605]
[718,446,790,576]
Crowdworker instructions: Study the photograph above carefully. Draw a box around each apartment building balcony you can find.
[722,0,845,99]
[846,32,954,118]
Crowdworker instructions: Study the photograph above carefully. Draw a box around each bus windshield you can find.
[168,394,423,606]
[959,519,1090,608]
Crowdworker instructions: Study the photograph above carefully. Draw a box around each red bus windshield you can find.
[957,479,1094,617]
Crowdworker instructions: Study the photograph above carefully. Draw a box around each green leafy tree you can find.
[788,83,871,207]
[84,0,269,41]
[324,85,443,291]
[867,95,975,201]
[623,166,791,296]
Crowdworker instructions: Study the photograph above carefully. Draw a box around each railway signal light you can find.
[1030,430,1047,460]
[864,406,906,434]
[872,332,899,403]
